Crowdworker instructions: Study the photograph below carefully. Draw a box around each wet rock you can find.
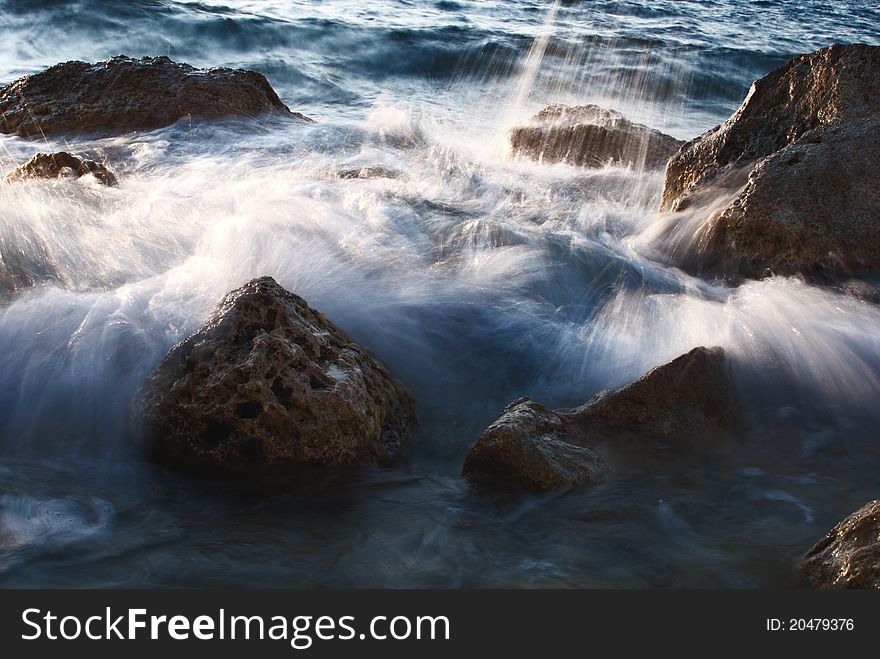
[659,44,880,279]
[0,55,311,138]
[801,499,880,589]
[463,347,730,492]
[336,166,400,180]
[508,104,683,169]
[5,151,117,186]
[572,346,733,444]
[0,252,57,297]
[838,277,880,305]
[462,398,602,492]
[135,277,415,478]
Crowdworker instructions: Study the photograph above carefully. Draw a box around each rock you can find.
[463,347,730,492]
[0,55,311,138]
[801,499,880,589]
[5,151,117,186]
[572,346,733,444]
[508,104,683,169]
[686,118,880,279]
[462,398,603,492]
[336,166,400,180]
[658,44,880,279]
[0,252,57,297]
[135,277,415,478]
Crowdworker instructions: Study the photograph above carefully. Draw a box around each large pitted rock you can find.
[0,55,310,138]
[658,44,880,279]
[136,277,414,477]
[509,104,683,169]
[801,500,880,589]
[462,398,602,492]
[463,347,731,492]
[5,151,117,186]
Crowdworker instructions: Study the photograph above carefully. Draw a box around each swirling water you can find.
[0,0,879,587]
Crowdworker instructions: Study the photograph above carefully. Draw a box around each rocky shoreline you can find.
[1,45,879,587]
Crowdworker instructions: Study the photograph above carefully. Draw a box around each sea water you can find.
[0,0,879,587]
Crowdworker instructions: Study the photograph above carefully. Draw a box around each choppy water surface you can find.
[0,0,879,587]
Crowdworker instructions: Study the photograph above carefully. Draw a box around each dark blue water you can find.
[0,0,879,587]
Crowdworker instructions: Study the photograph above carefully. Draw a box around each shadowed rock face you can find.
[0,259,46,297]
[801,500,880,589]
[5,151,117,186]
[463,347,731,492]
[573,346,732,443]
[509,104,683,169]
[135,277,415,478]
[462,398,602,492]
[0,55,311,138]
[658,44,880,280]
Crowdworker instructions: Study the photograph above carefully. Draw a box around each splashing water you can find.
[0,0,879,587]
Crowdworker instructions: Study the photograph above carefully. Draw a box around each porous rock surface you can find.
[136,277,415,477]
[801,499,880,589]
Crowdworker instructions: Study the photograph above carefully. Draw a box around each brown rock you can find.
[657,44,880,280]
[661,44,880,212]
[688,119,880,278]
[801,499,880,589]
[0,55,311,138]
[463,347,730,492]
[462,398,603,492]
[5,151,117,186]
[573,346,732,444]
[509,104,683,169]
[135,277,415,478]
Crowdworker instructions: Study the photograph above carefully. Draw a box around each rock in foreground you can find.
[136,277,414,477]
[509,104,683,169]
[463,347,730,492]
[658,44,880,279]
[462,398,602,492]
[5,151,117,186]
[801,499,880,589]
[0,56,310,138]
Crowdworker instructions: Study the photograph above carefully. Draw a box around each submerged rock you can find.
[135,277,415,478]
[336,166,400,180]
[508,104,683,169]
[658,44,880,279]
[462,398,602,492]
[0,251,58,297]
[801,499,880,589]
[0,55,311,138]
[5,151,117,186]
[463,347,730,492]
